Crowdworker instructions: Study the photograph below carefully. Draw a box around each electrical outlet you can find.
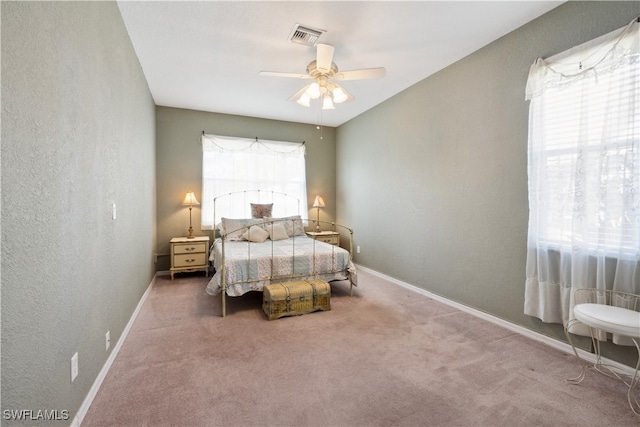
[105,331,111,351]
[357,246,361,254]
[71,352,78,382]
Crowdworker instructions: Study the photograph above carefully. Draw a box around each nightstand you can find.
[170,236,210,280]
[306,231,340,246]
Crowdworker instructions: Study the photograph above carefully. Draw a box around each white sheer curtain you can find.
[201,134,308,230]
[523,19,640,336]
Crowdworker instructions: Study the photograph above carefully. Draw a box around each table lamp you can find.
[312,195,325,232]
[182,191,200,238]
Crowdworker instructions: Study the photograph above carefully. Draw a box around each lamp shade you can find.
[332,86,348,104]
[321,94,335,110]
[296,92,311,107]
[312,195,325,208]
[182,191,200,206]
[307,82,321,99]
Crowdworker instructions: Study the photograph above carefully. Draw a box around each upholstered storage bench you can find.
[262,279,331,320]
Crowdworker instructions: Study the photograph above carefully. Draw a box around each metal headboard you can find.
[213,189,302,226]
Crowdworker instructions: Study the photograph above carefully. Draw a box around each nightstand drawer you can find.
[317,235,339,245]
[306,231,340,246]
[173,253,207,268]
[173,242,207,254]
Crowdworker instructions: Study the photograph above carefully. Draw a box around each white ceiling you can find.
[117,1,564,127]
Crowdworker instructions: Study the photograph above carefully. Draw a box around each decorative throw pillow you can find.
[267,215,305,236]
[221,218,264,241]
[250,203,273,218]
[266,223,289,241]
[242,225,269,243]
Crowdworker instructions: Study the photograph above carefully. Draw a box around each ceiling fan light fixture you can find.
[296,93,311,107]
[332,85,348,104]
[306,82,321,99]
[322,94,335,110]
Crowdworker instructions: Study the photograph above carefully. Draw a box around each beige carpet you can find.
[82,269,639,426]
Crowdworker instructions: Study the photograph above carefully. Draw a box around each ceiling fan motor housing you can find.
[306,60,338,77]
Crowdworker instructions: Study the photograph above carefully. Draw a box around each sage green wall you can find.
[1,2,156,425]
[155,106,336,271]
[337,1,640,365]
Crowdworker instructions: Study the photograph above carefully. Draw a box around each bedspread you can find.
[206,235,356,296]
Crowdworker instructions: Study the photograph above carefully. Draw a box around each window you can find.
[530,67,639,257]
[201,134,308,230]
[524,19,639,325]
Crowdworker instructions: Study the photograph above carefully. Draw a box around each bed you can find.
[205,191,357,317]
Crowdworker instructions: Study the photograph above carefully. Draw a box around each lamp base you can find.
[315,207,321,232]
[187,206,195,238]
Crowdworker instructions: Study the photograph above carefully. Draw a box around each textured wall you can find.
[337,1,640,365]
[155,106,336,271]
[1,1,156,424]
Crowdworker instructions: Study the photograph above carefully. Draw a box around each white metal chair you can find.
[565,289,640,416]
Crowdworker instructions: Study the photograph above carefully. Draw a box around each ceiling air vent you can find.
[288,24,325,47]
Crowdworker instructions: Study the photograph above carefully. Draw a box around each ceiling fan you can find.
[259,44,386,110]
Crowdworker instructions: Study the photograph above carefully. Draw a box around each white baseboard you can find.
[71,274,158,427]
[355,264,636,376]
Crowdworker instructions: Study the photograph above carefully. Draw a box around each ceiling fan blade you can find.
[333,67,386,81]
[316,44,335,73]
[259,71,311,79]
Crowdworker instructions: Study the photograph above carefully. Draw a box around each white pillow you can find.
[267,223,289,241]
[242,225,269,243]
[221,218,263,241]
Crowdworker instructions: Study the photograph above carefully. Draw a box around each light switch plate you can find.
[71,352,78,382]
